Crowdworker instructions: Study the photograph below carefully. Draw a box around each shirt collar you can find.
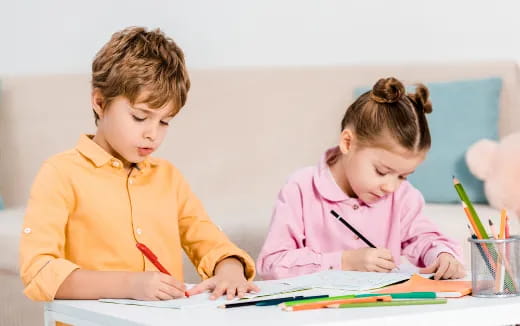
[76,134,158,169]
[313,146,377,207]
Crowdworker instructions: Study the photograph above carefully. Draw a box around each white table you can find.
[45,295,520,326]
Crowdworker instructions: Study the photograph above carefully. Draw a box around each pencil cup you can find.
[468,236,520,297]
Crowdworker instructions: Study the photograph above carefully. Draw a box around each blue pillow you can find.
[354,78,501,203]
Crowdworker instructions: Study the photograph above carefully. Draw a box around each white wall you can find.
[1,0,520,75]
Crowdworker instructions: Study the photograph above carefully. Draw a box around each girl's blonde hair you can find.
[341,77,432,152]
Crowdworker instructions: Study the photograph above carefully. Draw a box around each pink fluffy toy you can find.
[466,132,520,220]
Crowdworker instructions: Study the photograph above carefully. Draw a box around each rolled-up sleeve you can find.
[400,186,463,267]
[19,162,79,301]
[175,169,255,281]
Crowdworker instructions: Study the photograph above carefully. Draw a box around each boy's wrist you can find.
[214,256,245,277]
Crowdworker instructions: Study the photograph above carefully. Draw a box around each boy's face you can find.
[93,92,174,167]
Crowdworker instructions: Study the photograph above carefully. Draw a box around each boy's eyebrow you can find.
[132,106,175,119]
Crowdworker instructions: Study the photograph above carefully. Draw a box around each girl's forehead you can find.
[362,146,425,170]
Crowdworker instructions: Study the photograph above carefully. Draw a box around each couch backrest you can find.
[1,62,519,280]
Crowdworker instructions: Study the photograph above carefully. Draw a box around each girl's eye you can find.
[132,115,146,122]
[375,169,386,176]
[160,120,170,126]
[399,175,408,180]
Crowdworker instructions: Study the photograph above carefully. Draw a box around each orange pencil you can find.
[488,219,517,292]
[499,209,507,239]
[463,202,481,238]
[462,203,495,270]
[505,214,510,239]
[283,296,391,312]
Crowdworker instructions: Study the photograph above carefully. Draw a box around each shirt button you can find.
[353,204,359,210]
[24,227,32,234]
[129,179,134,185]
[136,228,142,235]
[112,161,120,168]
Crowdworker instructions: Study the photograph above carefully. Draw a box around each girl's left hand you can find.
[187,257,259,300]
[419,252,466,280]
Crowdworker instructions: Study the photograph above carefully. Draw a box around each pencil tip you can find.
[488,219,493,226]
[452,176,459,184]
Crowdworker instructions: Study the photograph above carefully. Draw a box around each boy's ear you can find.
[91,88,105,119]
[339,129,354,154]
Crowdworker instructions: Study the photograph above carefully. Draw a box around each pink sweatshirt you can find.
[257,147,462,280]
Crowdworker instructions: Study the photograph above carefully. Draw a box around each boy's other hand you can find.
[419,252,466,280]
[341,248,396,272]
[187,257,259,300]
[128,271,186,300]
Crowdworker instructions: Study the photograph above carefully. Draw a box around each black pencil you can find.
[218,295,328,309]
[330,210,376,248]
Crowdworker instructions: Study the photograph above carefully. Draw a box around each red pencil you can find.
[136,242,189,297]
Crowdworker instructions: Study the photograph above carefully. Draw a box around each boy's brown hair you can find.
[341,77,433,152]
[91,26,190,124]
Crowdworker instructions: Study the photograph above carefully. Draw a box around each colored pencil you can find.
[489,219,517,292]
[327,298,447,308]
[280,294,356,307]
[218,294,328,309]
[283,296,391,312]
[453,177,488,238]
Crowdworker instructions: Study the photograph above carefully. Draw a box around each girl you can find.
[257,77,465,281]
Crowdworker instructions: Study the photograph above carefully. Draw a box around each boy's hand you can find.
[187,257,259,300]
[341,248,396,272]
[419,252,466,280]
[128,271,187,300]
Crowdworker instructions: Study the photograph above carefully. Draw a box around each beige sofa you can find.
[1,61,519,325]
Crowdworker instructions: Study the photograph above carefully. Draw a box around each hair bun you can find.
[370,77,405,104]
[412,84,433,114]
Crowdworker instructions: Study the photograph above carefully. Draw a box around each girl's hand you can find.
[187,257,259,300]
[419,252,466,280]
[128,271,187,300]
[341,248,396,272]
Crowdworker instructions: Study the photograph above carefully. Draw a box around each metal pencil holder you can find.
[468,236,520,297]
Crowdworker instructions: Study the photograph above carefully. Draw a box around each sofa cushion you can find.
[0,207,25,273]
[356,77,502,203]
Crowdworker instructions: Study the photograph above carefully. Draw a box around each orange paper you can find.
[375,274,471,297]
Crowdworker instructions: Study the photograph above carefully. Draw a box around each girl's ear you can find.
[339,129,354,154]
[91,88,106,119]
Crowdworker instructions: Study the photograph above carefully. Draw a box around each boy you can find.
[19,26,258,301]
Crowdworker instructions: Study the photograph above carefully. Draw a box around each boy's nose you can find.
[144,126,158,141]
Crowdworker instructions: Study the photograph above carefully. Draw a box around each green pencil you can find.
[280,294,356,307]
[453,177,488,238]
[328,298,447,308]
[356,292,437,299]
[454,177,516,292]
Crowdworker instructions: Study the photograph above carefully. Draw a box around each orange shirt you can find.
[19,135,255,301]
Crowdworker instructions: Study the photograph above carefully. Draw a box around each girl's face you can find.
[331,129,426,204]
[92,90,175,169]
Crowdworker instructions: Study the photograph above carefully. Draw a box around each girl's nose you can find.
[381,180,398,194]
